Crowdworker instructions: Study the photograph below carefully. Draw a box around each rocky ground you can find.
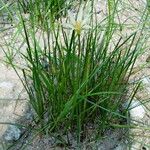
[0,0,150,149]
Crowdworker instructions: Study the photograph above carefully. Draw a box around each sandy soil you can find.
[0,0,150,149]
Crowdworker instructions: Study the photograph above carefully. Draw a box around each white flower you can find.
[63,2,92,35]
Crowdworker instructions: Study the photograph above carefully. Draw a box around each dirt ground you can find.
[0,0,150,149]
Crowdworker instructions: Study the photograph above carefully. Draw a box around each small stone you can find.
[123,99,146,120]
[129,100,146,120]
[3,125,21,142]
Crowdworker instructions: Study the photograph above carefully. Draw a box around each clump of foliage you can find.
[15,0,144,145]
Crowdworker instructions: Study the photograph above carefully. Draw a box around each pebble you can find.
[124,100,146,120]
[3,125,21,142]
[129,100,146,120]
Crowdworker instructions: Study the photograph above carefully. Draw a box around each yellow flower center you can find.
[74,21,82,35]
